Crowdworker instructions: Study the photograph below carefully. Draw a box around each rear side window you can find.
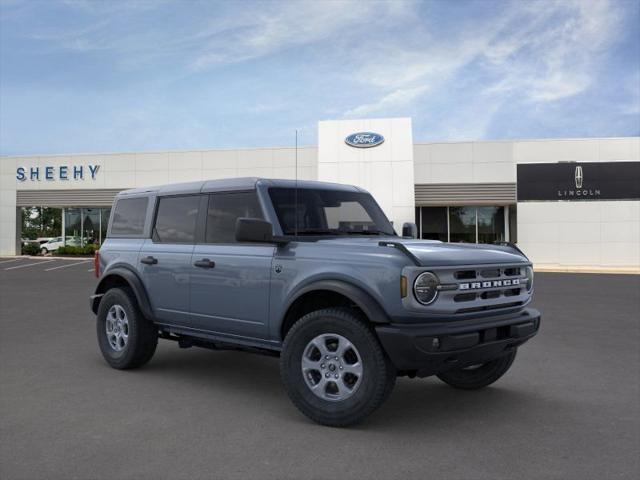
[206,192,263,243]
[153,195,201,243]
[110,197,148,236]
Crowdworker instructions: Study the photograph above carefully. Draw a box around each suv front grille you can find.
[427,264,531,315]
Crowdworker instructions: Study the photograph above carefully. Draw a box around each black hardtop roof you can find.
[117,177,363,197]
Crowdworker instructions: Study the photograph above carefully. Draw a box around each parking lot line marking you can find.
[87,268,94,272]
[45,260,91,271]
[5,260,56,270]
[0,258,23,265]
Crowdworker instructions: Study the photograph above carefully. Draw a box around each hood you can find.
[397,239,528,266]
[316,237,529,266]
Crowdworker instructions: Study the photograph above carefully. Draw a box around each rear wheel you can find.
[280,308,396,427]
[436,349,517,390]
[96,287,158,369]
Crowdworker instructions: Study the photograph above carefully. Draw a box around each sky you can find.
[0,0,639,155]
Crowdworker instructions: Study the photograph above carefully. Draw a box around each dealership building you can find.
[1,118,639,271]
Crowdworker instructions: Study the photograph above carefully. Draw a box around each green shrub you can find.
[22,243,41,256]
[56,244,99,256]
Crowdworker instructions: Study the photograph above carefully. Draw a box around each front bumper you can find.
[375,308,541,377]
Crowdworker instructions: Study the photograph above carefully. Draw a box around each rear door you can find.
[190,191,274,340]
[139,194,203,326]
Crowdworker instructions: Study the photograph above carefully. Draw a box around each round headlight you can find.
[525,266,534,292]
[414,272,440,305]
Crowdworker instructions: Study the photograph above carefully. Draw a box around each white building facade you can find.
[1,118,638,271]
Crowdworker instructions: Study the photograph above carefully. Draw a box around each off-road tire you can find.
[280,307,396,427]
[436,348,517,390]
[96,287,158,369]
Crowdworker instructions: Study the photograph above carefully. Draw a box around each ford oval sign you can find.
[345,132,385,148]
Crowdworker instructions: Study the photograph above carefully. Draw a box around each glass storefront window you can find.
[20,207,62,240]
[417,206,509,244]
[421,207,448,241]
[82,208,101,246]
[63,207,112,246]
[477,206,505,244]
[449,207,476,243]
[64,208,82,246]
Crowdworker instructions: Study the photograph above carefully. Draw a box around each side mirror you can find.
[235,217,276,243]
[402,222,417,239]
[236,218,289,245]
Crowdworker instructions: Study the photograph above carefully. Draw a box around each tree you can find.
[21,207,62,239]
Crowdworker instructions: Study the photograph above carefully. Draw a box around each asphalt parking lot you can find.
[0,257,638,480]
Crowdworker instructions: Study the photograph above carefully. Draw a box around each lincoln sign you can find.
[517,161,640,201]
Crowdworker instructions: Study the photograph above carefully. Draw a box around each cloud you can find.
[482,0,622,103]
[344,85,429,117]
[342,0,626,129]
[188,1,412,71]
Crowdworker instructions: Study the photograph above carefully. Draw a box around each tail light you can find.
[94,250,100,278]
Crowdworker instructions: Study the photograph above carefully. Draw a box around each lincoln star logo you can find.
[558,164,600,198]
[459,279,520,290]
[345,132,385,148]
[575,166,583,189]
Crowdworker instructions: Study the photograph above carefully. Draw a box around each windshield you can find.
[268,187,396,236]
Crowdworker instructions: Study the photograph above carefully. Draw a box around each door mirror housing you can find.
[402,222,418,239]
[236,218,280,243]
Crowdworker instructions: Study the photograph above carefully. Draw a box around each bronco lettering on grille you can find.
[459,279,520,290]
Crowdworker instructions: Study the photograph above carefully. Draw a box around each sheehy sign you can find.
[517,162,640,201]
[16,164,100,182]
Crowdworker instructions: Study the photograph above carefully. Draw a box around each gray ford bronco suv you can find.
[91,178,540,426]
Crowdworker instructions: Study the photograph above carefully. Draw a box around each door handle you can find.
[140,256,158,265]
[194,258,215,269]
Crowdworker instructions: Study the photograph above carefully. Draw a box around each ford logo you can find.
[345,132,385,148]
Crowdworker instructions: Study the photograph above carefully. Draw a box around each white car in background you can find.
[40,237,64,254]
[40,237,80,255]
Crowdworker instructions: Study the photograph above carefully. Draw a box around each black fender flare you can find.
[283,279,390,326]
[92,266,154,320]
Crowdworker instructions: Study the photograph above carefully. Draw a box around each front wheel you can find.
[280,308,396,427]
[436,349,517,390]
[40,248,48,255]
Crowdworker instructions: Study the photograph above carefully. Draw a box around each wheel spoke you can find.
[343,362,363,377]
[310,338,330,358]
[336,337,354,359]
[312,376,328,391]
[301,356,320,372]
